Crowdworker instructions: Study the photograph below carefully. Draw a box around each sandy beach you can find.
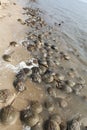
[0,0,87,130]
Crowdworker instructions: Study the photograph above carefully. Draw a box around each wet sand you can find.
[0,0,87,130]
[0,1,45,130]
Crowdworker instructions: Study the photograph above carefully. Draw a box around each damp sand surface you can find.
[0,1,45,130]
[0,0,87,130]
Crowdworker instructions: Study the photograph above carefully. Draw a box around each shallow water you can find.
[38,0,87,66]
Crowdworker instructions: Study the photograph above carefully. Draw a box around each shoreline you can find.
[0,0,87,130]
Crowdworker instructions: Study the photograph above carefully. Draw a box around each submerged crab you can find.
[31,101,43,114]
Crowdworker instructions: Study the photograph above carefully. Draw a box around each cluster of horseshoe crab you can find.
[0,6,87,130]
[0,89,18,125]
[21,100,64,130]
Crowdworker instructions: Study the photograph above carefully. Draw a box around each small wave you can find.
[6,58,38,73]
